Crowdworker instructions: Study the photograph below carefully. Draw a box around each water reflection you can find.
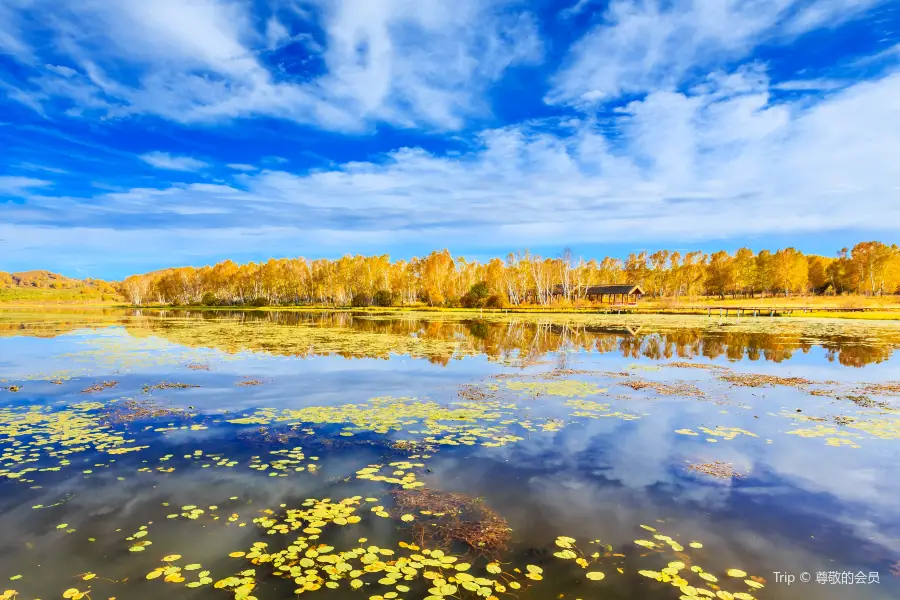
[1,308,899,600]
[4,308,895,367]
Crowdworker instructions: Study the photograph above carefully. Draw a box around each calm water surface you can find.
[1,309,899,600]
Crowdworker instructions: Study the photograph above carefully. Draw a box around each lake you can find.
[1,308,899,600]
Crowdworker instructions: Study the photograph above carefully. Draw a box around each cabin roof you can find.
[583,284,644,295]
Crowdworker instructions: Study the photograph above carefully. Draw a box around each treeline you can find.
[119,241,900,307]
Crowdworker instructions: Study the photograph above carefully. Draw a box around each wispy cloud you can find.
[226,163,257,171]
[15,162,69,174]
[559,0,595,20]
[264,16,291,51]
[773,78,848,91]
[45,64,78,78]
[0,175,53,196]
[139,152,208,171]
[0,1,33,62]
[1,0,542,131]
[547,0,889,106]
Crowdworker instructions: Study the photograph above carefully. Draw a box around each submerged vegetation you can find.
[81,380,119,393]
[686,461,746,479]
[142,381,201,393]
[392,489,513,558]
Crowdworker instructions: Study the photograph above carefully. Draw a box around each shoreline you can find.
[2,303,899,321]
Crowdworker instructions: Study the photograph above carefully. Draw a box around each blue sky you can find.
[1,0,899,279]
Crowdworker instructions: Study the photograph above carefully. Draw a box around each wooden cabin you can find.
[553,283,645,304]
[584,284,645,304]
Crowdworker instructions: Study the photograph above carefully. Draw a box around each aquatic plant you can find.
[686,461,746,479]
[393,489,513,557]
[80,380,118,393]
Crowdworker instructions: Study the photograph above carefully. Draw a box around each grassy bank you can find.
[0,287,122,305]
[3,295,899,320]
[643,295,900,309]
[125,303,900,321]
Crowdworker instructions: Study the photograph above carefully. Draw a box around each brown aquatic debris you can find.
[802,415,828,422]
[620,379,704,397]
[686,461,745,479]
[664,362,725,370]
[2,385,22,392]
[101,399,185,424]
[858,382,900,397]
[239,426,307,445]
[490,374,520,380]
[839,394,892,410]
[488,369,601,381]
[808,389,836,397]
[186,362,210,370]
[458,384,495,402]
[81,380,119,393]
[720,373,812,388]
[142,381,200,393]
[536,368,603,380]
[392,488,512,558]
[552,368,602,376]
[391,440,434,452]
[236,378,265,387]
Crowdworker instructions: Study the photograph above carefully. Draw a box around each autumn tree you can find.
[771,248,808,296]
[806,255,831,293]
[848,241,900,295]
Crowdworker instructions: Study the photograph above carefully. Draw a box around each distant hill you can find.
[0,270,121,304]
[2,270,84,289]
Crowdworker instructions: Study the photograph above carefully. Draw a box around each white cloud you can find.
[6,67,899,259]
[773,78,848,91]
[0,175,52,196]
[15,162,68,174]
[227,163,257,171]
[559,0,594,19]
[547,0,888,106]
[0,80,46,115]
[782,0,884,35]
[2,0,542,131]
[265,16,291,51]
[45,64,78,77]
[0,0,33,62]
[139,152,208,171]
